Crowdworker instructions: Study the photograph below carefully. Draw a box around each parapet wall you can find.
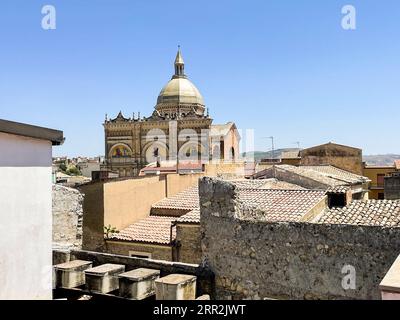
[199,177,400,300]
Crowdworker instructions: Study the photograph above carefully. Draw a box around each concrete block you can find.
[155,274,196,300]
[196,294,210,300]
[380,255,400,300]
[53,260,93,288]
[118,268,160,300]
[85,263,125,293]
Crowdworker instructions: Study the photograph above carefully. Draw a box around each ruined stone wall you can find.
[52,184,84,250]
[199,177,400,300]
[176,224,202,264]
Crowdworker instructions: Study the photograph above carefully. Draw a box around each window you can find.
[377,174,385,187]
[128,251,152,259]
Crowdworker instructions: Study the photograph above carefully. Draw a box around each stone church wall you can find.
[199,177,400,300]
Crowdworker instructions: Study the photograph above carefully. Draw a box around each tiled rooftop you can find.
[109,216,177,244]
[281,150,300,159]
[300,165,369,184]
[395,160,400,171]
[326,185,351,194]
[316,200,400,227]
[152,185,199,213]
[175,208,200,224]
[256,178,304,190]
[210,122,234,137]
[237,188,326,222]
[152,179,304,216]
[260,164,369,187]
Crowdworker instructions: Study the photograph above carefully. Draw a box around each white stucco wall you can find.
[0,132,52,299]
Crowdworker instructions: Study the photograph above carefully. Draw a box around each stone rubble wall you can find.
[52,184,84,250]
[199,177,400,300]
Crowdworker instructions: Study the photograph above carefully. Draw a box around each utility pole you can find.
[269,136,275,160]
[261,136,275,160]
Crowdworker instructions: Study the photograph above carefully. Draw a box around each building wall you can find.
[80,173,201,253]
[52,184,84,250]
[176,224,202,264]
[281,158,301,166]
[385,174,400,200]
[0,132,52,299]
[79,182,105,252]
[77,162,100,178]
[205,161,247,179]
[363,166,395,199]
[166,173,203,197]
[199,177,400,300]
[222,126,240,161]
[301,144,363,175]
[105,240,173,261]
[104,176,166,230]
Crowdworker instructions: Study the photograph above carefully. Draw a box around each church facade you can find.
[103,49,240,177]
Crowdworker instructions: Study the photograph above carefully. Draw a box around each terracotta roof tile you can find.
[254,164,369,187]
[395,160,400,170]
[152,180,277,213]
[300,165,369,184]
[109,216,176,244]
[317,200,400,227]
[281,150,300,159]
[152,185,199,212]
[326,185,351,194]
[237,189,326,222]
[175,208,200,224]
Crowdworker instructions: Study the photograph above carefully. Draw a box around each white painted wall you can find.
[0,132,52,299]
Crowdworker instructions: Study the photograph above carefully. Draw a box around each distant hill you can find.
[242,148,300,162]
[363,154,400,166]
[242,150,400,166]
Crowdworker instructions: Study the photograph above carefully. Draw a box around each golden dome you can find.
[157,77,204,106]
[155,48,205,116]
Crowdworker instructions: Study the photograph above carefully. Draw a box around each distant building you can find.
[103,49,240,177]
[0,119,63,299]
[76,158,102,178]
[385,172,400,200]
[363,161,400,200]
[280,150,301,166]
[300,142,363,175]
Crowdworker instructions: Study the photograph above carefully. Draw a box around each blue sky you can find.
[0,0,399,156]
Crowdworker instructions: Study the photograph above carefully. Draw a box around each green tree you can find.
[66,166,81,176]
[59,163,67,172]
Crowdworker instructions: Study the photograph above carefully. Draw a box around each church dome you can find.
[155,48,205,117]
[157,77,204,106]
